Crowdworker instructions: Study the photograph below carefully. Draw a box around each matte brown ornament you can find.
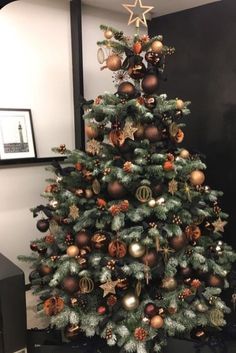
[37,219,49,232]
[151,40,163,54]
[150,315,164,329]
[62,276,80,294]
[142,74,159,94]
[179,149,190,159]
[39,265,53,276]
[108,240,127,258]
[144,303,157,317]
[85,125,99,139]
[141,250,158,267]
[169,234,187,250]
[118,82,136,97]
[208,274,223,287]
[44,296,64,316]
[179,266,193,278]
[122,293,139,311]
[106,54,122,71]
[76,230,90,247]
[108,181,126,199]
[129,242,146,258]
[67,245,80,257]
[144,125,161,142]
[162,277,177,291]
[152,184,163,197]
[190,170,205,186]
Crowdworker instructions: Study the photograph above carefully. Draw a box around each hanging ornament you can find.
[144,96,157,110]
[84,189,93,198]
[75,230,90,247]
[179,149,190,159]
[97,306,107,315]
[86,139,102,156]
[135,280,142,297]
[151,40,163,54]
[162,277,177,291]
[123,121,138,140]
[44,297,64,316]
[163,160,174,171]
[103,54,122,71]
[36,219,49,232]
[123,161,133,173]
[91,232,109,249]
[62,276,80,294]
[150,315,164,329]
[195,303,208,313]
[134,327,148,341]
[133,41,142,54]
[144,125,162,142]
[97,47,105,64]
[135,185,153,203]
[129,242,146,258]
[92,178,101,195]
[122,293,139,311]
[175,99,185,110]
[148,199,156,208]
[128,63,146,79]
[141,249,158,267]
[158,246,175,263]
[108,239,127,258]
[185,225,201,242]
[169,234,187,250]
[142,74,159,94]
[168,179,178,195]
[67,245,80,257]
[79,277,94,293]
[179,266,193,278]
[209,309,225,326]
[99,279,119,297]
[144,303,157,317]
[117,81,136,97]
[109,129,125,146]
[112,70,130,85]
[85,124,99,139]
[104,29,113,39]
[108,181,126,199]
[122,0,153,27]
[190,170,205,186]
[212,218,228,233]
[145,51,160,65]
[208,274,223,287]
[69,204,80,220]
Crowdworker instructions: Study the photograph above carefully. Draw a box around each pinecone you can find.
[134,327,148,341]
[114,31,124,41]
[119,200,129,212]
[179,288,192,301]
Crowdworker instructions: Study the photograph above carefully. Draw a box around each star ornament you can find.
[69,204,80,220]
[123,121,138,141]
[212,218,228,233]
[122,0,154,27]
[99,279,119,297]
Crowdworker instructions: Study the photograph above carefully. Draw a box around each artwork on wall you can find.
[0,109,36,160]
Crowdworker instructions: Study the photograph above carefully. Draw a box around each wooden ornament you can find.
[150,315,164,329]
[44,296,64,316]
[151,40,163,54]
[67,245,80,257]
[142,74,159,94]
[190,170,205,186]
[136,185,153,203]
[106,54,122,71]
[62,276,80,294]
[97,47,105,64]
[144,125,161,142]
[108,240,127,258]
[79,277,94,293]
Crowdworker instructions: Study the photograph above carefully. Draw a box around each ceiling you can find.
[82,0,221,17]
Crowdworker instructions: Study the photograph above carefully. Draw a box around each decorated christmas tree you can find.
[20,2,236,352]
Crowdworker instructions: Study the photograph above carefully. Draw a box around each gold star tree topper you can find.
[122,0,154,27]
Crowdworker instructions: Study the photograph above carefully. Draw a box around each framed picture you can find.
[0,109,36,160]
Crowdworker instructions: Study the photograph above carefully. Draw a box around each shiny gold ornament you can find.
[123,121,138,141]
[85,124,99,139]
[136,185,153,203]
[179,149,190,159]
[212,218,228,233]
[151,40,163,54]
[99,279,119,297]
[162,277,177,291]
[106,54,122,71]
[104,29,113,39]
[69,204,79,220]
[168,179,178,195]
[86,139,101,156]
[129,242,146,258]
[122,0,154,27]
[122,293,139,311]
[209,309,225,326]
[150,315,164,329]
[148,199,156,208]
[195,303,208,313]
[92,178,101,195]
[79,277,94,293]
[190,170,205,186]
[67,245,80,257]
[175,99,185,110]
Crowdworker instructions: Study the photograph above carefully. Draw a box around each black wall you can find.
[149,0,236,248]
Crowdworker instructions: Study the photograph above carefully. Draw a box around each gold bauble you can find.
[85,125,98,139]
[79,277,94,293]
[128,242,146,258]
[176,99,185,110]
[122,293,139,311]
[150,315,164,329]
[151,40,163,54]
[104,29,113,39]
[106,54,122,71]
[162,277,177,291]
[179,149,190,159]
[66,245,79,257]
[136,185,153,203]
[195,303,208,313]
[148,199,156,208]
[190,170,205,186]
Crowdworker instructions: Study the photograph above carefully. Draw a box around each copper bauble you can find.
[179,149,190,159]
[141,250,158,267]
[150,315,164,329]
[133,41,142,54]
[144,303,157,317]
[208,274,223,287]
[118,82,136,97]
[169,234,187,250]
[144,125,161,142]
[142,74,159,94]
[104,29,113,39]
[190,170,205,186]
[152,184,163,197]
[151,40,163,54]
[162,277,177,291]
[39,265,53,276]
[85,125,98,139]
[62,276,80,293]
[128,242,146,258]
[76,230,90,247]
[176,99,185,110]
[107,181,126,199]
[122,293,139,311]
[134,124,145,139]
[67,245,80,257]
[106,54,122,71]
[84,189,93,198]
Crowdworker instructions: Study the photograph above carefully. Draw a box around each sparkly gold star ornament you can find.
[99,279,119,297]
[122,0,154,27]
[212,218,228,233]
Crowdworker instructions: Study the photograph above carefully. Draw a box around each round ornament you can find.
[150,315,164,329]
[108,240,127,258]
[122,293,139,311]
[133,41,142,54]
[144,125,162,142]
[85,125,99,139]
[79,277,94,293]
[190,170,205,186]
[30,243,38,252]
[129,242,146,258]
[97,47,105,64]
[39,264,53,276]
[62,276,80,294]
[162,277,177,291]
[209,309,225,326]
[151,40,163,54]
[175,99,185,110]
[141,250,158,267]
[142,74,159,94]
[179,266,193,278]
[134,327,148,341]
[163,161,174,171]
[109,129,125,146]
[179,149,190,159]
[108,181,126,199]
[84,189,93,198]
[37,219,49,232]
[118,82,136,97]
[104,29,113,39]
[67,245,80,257]
[144,303,157,317]
[134,124,145,139]
[195,303,208,313]
[152,184,163,197]
[208,274,223,287]
[76,230,90,247]
[148,199,156,208]
[97,306,107,315]
[106,54,122,71]
[135,185,153,203]
[169,234,187,250]
[44,296,64,316]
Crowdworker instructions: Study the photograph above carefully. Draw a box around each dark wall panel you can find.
[149,0,236,247]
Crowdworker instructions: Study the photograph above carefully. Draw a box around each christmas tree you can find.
[20,2,236,353]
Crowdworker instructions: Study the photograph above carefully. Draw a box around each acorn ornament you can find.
[190,170,205,186]
[129,242,146,258]
[151,40,163,54]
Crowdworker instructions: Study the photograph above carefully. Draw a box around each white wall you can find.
[0,0,74,280]
[82,5,147,99]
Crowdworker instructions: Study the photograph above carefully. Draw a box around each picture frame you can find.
[0,109,37,160]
